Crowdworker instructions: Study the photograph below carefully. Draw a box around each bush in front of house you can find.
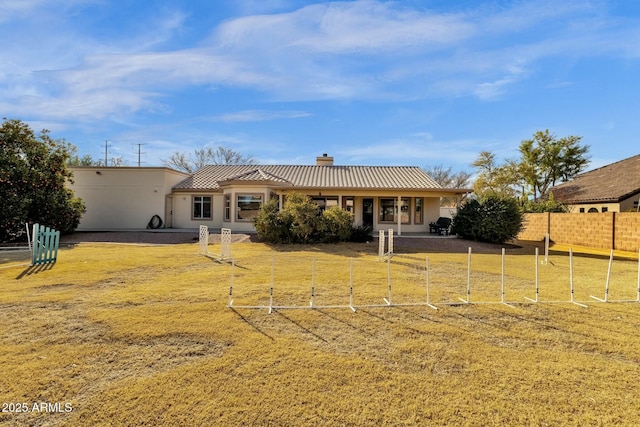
[451,196,523,244]
[252,198,290,243]
[253,193,355,244]
[320,205,354,242]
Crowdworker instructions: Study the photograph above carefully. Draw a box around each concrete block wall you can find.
[615,213,640,253]
[550,213,614,250]
[518,212,639,252]
[519,213,548,241]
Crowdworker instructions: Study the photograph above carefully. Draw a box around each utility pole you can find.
[102,140,111,166]
[133,143,147,167]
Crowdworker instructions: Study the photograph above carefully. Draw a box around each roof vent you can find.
[316,154,334,166]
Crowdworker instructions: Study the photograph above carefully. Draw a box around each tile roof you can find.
[551,154,640,203]
[220,168,291,184]
[173,164,443,191]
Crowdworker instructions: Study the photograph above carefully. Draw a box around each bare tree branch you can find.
[162,146,255,173]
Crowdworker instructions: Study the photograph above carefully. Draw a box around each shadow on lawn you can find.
[260,241,376,258]
[15,262,55,279]
[274,310,329,343]
[230,308,275,342]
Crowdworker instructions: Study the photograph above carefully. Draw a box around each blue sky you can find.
[2,0,639,173]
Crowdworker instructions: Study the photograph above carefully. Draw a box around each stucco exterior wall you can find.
[68,167,188,230]
[564,194,640,213]
[620,196,640,212]
[566,203,621,213]
[171,193,225,229]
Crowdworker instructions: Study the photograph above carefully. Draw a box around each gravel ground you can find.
[60,230,532,254]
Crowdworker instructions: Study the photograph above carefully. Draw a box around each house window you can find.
[415,198,424,224]
[379,199,395,222]
[342,196,354,213]
[193,196,212,220]
[237,194,263,221]
[602,207,608,213]
[224,195,231,221]
[400,198,410,223]
[588,207,599,213]
[579,208,585,213]
[312,196,338,212]
[379,198,410,224]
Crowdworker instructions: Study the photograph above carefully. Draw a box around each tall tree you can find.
[67,150,127,167]
[471,151,517,199]
[67,153,101,166]
[0,119,85,242]
[518,130,589,201]
[423,164,472,205]
[471,131,589,202]
[163,146,255,173]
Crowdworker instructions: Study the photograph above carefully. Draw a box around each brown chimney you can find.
[316,153,334,166]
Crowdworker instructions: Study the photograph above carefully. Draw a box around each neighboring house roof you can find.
[173,164,446,192]
[551,154,640,203]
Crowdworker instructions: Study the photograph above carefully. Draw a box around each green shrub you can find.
[253,193,354,244]
[321,206,353,242]
[287,193,321,243]
[253,198,290,243]
[452,196,523,244]
[522,192,567,213]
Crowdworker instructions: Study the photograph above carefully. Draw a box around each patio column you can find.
[279,194,283,210]
[397,195,402,236]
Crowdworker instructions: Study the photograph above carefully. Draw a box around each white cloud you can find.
[213,109,311,122]
[2,0,640,123]
[215,1,475,54]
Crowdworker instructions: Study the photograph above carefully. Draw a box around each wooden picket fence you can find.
[31,223,60,265]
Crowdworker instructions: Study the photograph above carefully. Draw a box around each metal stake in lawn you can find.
[383,254,392,305]
[228,260,234,307]
[591,249,613,303]
[459,247,472,304]
[268,256,275,314]
[542,232,549,265]
[426,257,437,310]
[349,258,356,312]
[569,248,588,308]
[501,248,514,307]
[525,248,540,303]
[310,257,316,308]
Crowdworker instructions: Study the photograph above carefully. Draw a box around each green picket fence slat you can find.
[31,223,61,265]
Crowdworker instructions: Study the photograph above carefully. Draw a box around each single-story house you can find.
[69,155,471,234]
[551,154,640,213]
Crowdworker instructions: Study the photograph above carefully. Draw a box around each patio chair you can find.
[429,217,452,235]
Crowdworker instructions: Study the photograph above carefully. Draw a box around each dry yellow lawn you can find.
[1,239,640,426]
